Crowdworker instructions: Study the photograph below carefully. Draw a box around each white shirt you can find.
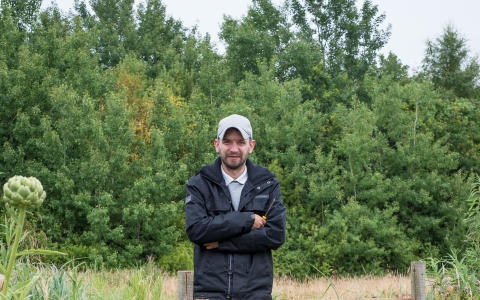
[221,166,248,211]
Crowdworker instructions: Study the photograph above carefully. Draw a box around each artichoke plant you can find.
[3,175,46,209]
[1,175,48,298]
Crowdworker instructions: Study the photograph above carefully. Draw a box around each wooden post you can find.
[177,270,193,300]
[410,261,426,300]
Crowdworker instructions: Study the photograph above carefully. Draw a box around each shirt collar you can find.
[221,166,248,186]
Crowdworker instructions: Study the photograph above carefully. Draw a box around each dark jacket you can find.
[185,157,287,300]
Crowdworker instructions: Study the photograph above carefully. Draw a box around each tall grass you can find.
[424,175,480,300]
[86,270,411,300]
[2,260,414,300]
[272,274,410,300]
[18,260,480,299]
[2,260,169,299]
[84,262,167,299]
[426,253,478,300]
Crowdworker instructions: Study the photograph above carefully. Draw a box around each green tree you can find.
[136,0,186,77]
[89,0,136,68]
[276,38,324,83]
[370,76,469,256]
[289,0,391,80]
[420,24,480,174]
[193,34,235,105]
[375,52,409,83]
[432,97,480,175]
[220,0,292,82]
[422,23,480,99]
[0,0,42,31]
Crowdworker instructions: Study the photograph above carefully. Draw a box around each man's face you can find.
[214,128,256,172]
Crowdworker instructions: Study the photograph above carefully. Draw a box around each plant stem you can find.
[2,207,26,296]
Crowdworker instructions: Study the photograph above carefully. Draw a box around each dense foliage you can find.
[1,0,479,278]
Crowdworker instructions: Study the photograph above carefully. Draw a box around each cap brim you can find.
[218,127,250,139]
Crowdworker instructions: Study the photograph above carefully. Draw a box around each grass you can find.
[80,270,410,300]
[83,265,168,299]
[6,260,478,299]
[272,274,410,300]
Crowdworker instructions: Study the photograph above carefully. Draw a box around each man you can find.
[185,114,287,300]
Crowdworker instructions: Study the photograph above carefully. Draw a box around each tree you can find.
[0,0,42,31]
[89,0,136,68]
[220,0,292,82]
[289,0,391,80]
[136,0,186,77]
[370,76,469,256]
[422,23,480,99]
[376,52,409,83]
[421,24,480,174]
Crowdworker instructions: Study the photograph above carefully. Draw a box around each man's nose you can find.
[230,142,239,151]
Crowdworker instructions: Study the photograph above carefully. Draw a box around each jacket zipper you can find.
[227,253,232,297]
[227,193,233,297]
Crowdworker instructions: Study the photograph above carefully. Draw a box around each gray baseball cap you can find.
[217,114,253,140]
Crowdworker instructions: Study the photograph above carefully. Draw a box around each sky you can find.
[42,0,480,72]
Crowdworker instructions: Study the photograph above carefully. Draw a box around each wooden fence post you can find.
[410,261,426,300]
[177,270,193,300]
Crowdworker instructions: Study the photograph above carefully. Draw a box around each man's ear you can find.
[248,139,256,153]
[214,139,220,153]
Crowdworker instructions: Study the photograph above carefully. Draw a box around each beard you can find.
[220,153,247,171]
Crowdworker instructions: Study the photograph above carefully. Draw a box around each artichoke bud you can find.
[20,177,29,186]
[12,193,23,203]
[27,193,38,202]
[3,175,46,209]
[35,182,44,194]
[18,186,31,198]
[4,186,13,199]
[9,180,21,193]
[26,180,36,192]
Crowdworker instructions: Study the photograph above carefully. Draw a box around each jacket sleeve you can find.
[185,176,255,245]
[218,182,286,253]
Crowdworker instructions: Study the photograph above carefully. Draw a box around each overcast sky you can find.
[43,0,480,72]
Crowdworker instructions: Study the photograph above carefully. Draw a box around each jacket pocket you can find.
[246,251,273,276]
[196,248,209,275]
[206,197,230,214]
[244,194,269,212]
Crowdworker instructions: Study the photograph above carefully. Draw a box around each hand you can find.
[203,241,218,249]
[252,214,266,229]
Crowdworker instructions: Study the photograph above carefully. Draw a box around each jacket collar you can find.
[199,157,273,186]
